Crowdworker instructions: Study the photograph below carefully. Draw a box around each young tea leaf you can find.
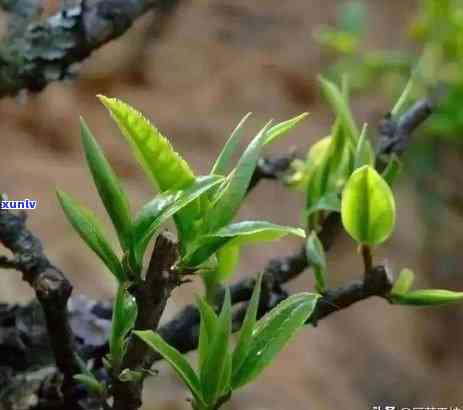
[341,165,396,245]
[134,330,205,406]
[391,289,463,306]
[382,154,402,186]
[110,284,138,369]
[98,96,198,245]
[80,118,132,251]
[196,297,219,370]
[132,175,223,265]
[232,273,263,376]
[206,121,273,232]
[57,190,125,282]
[231,293,320,390]
[211,113,252,176]
[200,290,231,406]
[98,96,195,192]
[391,268,415,295]
[182,221,305,269]
[306,231,328,293]
[354,123,375,169]
[264,113,309,146]
[319,76,359,142]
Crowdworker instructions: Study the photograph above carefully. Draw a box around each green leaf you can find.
[200,290,231,405]
[183,221,305,269]
[57,190,125,282]
[305,192,341,217]
[132,176,223,265]
[80,118,132,251]
[206,121,273,232]
[341,165,396,245]
[306,231,327,293]
[382,154,402,186]
[218,351,232,398]
[232,273,263,377]
[97,96,198,244]
[391,289,463,306]
[319,76,359,142]
[98,96,195,192]
[354,123,375,169]
[196,297,219,370]
[134,330,204,405]
[215,245,240,282]
[231,293,320,389]
[391,268,415,295]
[264,113,309,146]
[391,75,414,117]
[73,374,105,397]
[110,284,138,369]
[211,113,252,176]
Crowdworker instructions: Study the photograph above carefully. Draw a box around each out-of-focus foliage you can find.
[315,0,463,141]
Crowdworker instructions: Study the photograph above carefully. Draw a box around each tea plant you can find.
[51,78,463,409]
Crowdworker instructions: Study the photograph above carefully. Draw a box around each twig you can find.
[0,0,181,97]
[0,204,81,408]
[112,231,182,410]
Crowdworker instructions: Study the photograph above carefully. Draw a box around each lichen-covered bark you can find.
[0,0,174,97]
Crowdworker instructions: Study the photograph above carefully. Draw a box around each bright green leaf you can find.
[391,289,463,306]
[211,113,252,176]
[232,273,263,376]
[200,290,231,405]
[215,245,240,282]
[319,76,359,142]
[231,293,320,389]
[134,330,204,406]
[341,165,396,245]
[206,121,273,232]
[306,231,327,293]
[354,123,375,169]
[264,113,309,145]
[57,190,125,282]
[98,96,195,192]
[80,118,132,251]
[391,268,415,295]
[97,95,198,245]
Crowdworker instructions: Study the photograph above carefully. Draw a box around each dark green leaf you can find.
[231,293,320,389]
[196,297,219,370]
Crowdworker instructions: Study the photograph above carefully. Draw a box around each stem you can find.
[360,244,373,280]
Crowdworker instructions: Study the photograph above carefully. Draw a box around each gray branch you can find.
[0,0,178,97]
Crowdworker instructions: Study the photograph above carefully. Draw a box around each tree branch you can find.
[112,231,182,410]
[0,204,81,408]
[0,0,180,98]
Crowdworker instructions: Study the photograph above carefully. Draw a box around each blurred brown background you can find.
[1,0,462,409]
